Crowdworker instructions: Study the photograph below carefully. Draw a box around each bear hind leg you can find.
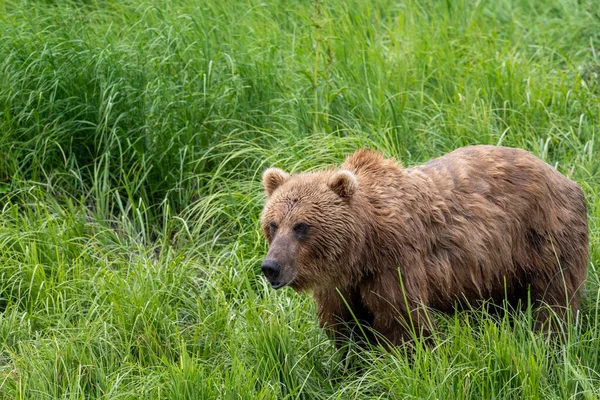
[521,227,587,334]
[528,260,584,335]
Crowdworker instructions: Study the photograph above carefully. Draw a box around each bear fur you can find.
[260,145,589,348]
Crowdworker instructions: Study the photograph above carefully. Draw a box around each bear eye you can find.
[269,222,278,238]
[293,222,309,239]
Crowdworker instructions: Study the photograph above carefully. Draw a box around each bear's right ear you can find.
[262,168,289,197]
[328,170,358,198]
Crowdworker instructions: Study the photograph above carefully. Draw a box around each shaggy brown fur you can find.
[260,146,589,348]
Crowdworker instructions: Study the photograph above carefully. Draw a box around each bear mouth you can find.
[271,281,290,290]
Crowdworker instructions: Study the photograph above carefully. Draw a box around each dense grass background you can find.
[0,0,599,398]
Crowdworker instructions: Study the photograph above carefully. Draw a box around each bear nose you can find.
[261,259,281,284]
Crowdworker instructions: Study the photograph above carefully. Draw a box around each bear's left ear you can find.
[263,168,290,197]
[328,170,358,198]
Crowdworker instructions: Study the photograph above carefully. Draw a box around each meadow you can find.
[0,0,599,398]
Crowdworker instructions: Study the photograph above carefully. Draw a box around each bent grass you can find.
[0,0,599,398]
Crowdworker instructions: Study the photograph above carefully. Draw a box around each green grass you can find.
[0,0,599,398]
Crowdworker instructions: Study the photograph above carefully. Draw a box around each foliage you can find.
[0,0,599,398]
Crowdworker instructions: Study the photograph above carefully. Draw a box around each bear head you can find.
[260,166,365,291]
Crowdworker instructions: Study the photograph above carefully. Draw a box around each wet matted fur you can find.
[260,146,589,348]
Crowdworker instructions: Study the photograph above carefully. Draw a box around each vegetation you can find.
[0,0,599,398]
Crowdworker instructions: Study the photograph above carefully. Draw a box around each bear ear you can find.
[263,168,290,197]
[328,170,358,198]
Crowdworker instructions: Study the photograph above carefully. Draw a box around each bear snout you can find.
[261,259,283,287]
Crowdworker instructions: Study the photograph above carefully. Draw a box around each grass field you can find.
[1,0,599,398]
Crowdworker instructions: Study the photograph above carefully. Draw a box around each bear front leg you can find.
[361,271,436,349]
[313,287,374,349]
[370,306,435,350]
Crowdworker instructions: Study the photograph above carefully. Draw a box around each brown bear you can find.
[260,145,589,348]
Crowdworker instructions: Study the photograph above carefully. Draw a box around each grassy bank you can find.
[0,0,599,398]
